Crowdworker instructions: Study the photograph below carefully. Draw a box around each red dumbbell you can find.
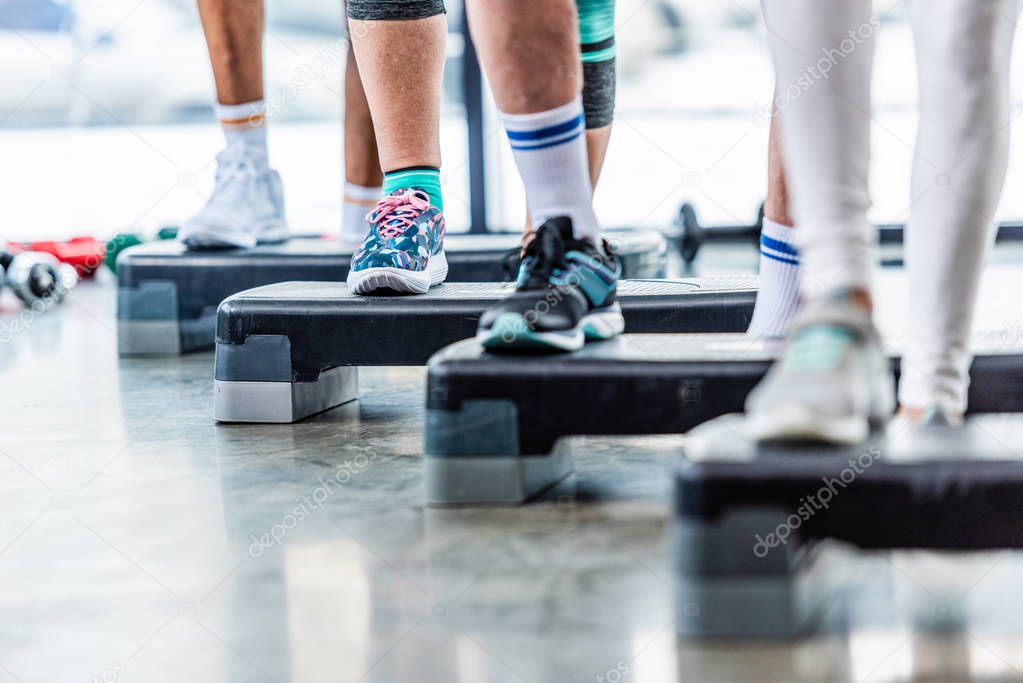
[20,237,106,278]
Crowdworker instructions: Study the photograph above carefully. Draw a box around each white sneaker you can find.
[179,147,289,250]
[745,294,896,444]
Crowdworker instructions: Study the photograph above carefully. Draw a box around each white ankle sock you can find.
[341,182,381,242]
[748,218,801,339]
[500,98,599,243]
[215,100,268,159]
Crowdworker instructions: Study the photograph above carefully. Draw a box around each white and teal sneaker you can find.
[745,293,895,444]
[476,217,624,353]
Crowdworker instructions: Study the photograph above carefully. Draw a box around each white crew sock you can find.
[500,97,599,243]
[215,100,268,159]
[341,182,381,242]
[747,218,801,339]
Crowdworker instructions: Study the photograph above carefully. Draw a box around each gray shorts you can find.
[348,0,446,21]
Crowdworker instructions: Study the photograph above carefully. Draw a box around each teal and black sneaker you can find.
[477,216,624,352]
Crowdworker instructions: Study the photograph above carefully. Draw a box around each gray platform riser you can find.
[118,320,182,356]
[214,366,359,423]
[672,510,804,638]
[424,452,572,506]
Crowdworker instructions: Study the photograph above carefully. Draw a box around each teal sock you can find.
[382,166,444,212]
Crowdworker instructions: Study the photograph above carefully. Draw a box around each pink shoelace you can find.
[370,190,431,239]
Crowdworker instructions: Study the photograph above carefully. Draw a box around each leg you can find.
[748,103,800,338]
[585,129,612,188]
[578,0,616,189]
[180,0,288,249]
[900,0,1017,420]
[345,0,449,295]
[763,1,875,301]
[470,0,623,353]
[764,110,793,228]
[521,0,616,241]
[197,0,264,105]
[745,1,894,444]
[467,0,597,241]
[341,38,385,243]
[348,4,445,174]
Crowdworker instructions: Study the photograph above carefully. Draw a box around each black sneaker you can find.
[476,217,624,352]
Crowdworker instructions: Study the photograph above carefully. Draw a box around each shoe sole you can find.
[181,221,289,250]
[477,304,624,354]
[745,402,894,445]
[746,406,869,445]
[580,304,625,341]
[346,250,448,295]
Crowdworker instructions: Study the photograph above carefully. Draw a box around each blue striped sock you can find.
[748,218,801,338]
[501,98,599,242]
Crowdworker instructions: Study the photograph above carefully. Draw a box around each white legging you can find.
[763,0,1017,412]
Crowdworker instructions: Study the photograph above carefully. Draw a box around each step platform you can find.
[672,413,1023,638]
[213,277,759,423]
[117,229,668,356]
[424,332,1023,505]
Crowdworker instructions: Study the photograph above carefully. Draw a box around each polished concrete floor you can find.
[5,273,1023,683]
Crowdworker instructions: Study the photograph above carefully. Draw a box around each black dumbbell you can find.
[0,251,75,308]
[677,202,765,263]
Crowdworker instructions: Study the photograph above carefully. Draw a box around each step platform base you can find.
[214,278,758,423]
[425,332,1023,506]
[672,413,1023,638]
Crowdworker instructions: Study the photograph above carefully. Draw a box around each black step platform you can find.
[117,229,668,356]
[213,277,759,423]
[672,413,1023,638]
[424,332,1023,505]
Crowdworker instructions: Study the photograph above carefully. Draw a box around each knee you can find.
[917,7,1013,87]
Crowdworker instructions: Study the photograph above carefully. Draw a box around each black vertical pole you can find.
[460,11,488,234]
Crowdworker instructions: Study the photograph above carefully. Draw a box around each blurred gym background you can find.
[6,0,1023,242]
